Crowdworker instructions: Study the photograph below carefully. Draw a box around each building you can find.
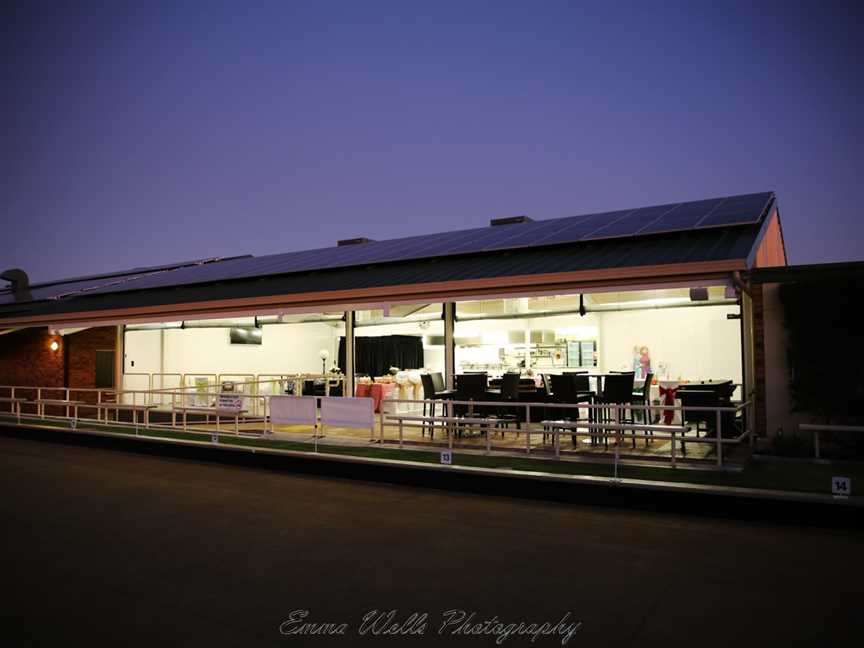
[3,190,829,440]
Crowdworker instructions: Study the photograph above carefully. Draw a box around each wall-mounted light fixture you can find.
[49,340,60,352]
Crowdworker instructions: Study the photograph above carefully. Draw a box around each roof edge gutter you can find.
[0,259,746,329]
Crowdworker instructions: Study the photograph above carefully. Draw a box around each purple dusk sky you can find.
[2,0,863,283]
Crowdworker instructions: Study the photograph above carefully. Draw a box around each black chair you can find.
[597,372,636,448]
[535,374,551,399]
[420,374,446,438]
[517,377,538,395]
[677,388,719,455]
[423,372,458,437]
[711,381,740,436]
[500,373,520,399]
[494,373,521,434]
[537,374,554,402]
[303,379,334,397]
[709,380,736,402]
[326,378,343,397]
[679,381,739,444]
[431,372,446,393]
[454,373,489,435]
[517,378,541,420]
[631,373,654,445]
[547,374,593,446]
[456,372,488,400]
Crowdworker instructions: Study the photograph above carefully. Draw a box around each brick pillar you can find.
[751,284,767,438]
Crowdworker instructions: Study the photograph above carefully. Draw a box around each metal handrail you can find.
[0,384,752,469]
[799,423,864,459]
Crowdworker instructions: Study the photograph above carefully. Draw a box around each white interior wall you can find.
[452,306,740,381]
[122,303,742,385]
[599,304,742,381]
[124,329,163,374]
[124,322,340,378]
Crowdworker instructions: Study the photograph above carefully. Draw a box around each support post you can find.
[114,325,124,403]
[344,310,356,398]
[716,409,723,467]
[741,291,756,440]
[444,302,456,390]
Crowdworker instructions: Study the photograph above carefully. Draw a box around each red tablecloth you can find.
[355,383,396,412]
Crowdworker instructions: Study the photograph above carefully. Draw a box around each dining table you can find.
[354,382,396,413]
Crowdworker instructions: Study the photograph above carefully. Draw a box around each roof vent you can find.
[490,215,533,226]
[337,237,376,246]
[1,268,32,302]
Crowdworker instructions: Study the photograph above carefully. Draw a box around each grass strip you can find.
[2,415,861,497]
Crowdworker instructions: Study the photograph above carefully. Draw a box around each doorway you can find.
[95,350,115,389]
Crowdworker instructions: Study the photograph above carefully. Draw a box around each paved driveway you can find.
[0,434,860,647]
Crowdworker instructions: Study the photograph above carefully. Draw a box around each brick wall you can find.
[66,327,117,389]
[0,328,65,388]
[0,327,117,395]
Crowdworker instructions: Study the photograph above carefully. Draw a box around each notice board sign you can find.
[217,392,243,412]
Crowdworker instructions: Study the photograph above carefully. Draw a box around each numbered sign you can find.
[832,476,851,498]
[440,450,452,465]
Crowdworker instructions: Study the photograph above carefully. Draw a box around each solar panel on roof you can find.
[585,203,682,240]
[575,209,639,240]
[28,256,246,290]
[51,191,774,299]
[634,198,726,236]
[695,193,773,228]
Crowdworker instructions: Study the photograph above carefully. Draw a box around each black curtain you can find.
[338,335,424,377]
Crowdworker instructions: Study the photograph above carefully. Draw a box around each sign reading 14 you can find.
[832,476,851,498]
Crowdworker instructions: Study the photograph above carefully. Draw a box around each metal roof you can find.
[0,191,778,323]
[0,256,251,307]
